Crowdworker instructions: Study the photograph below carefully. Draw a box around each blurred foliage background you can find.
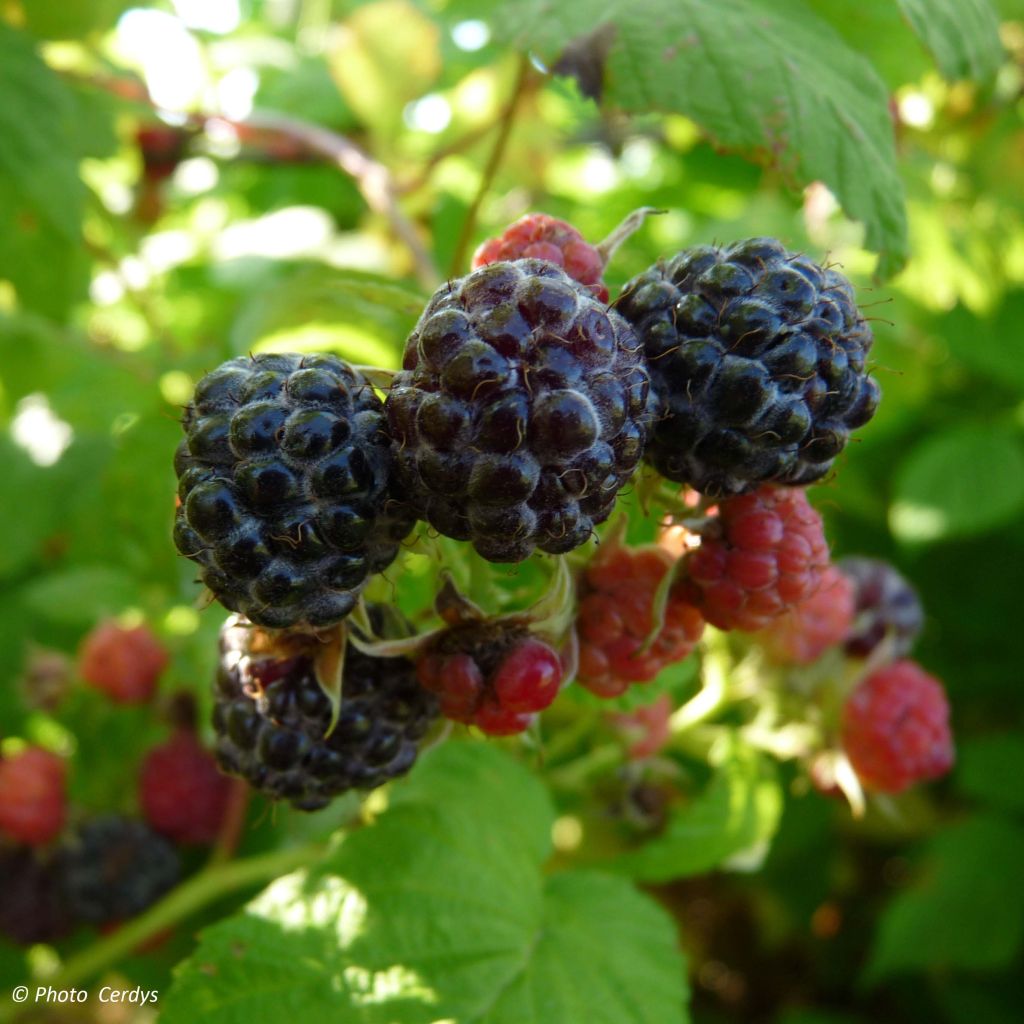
[1,0,1023,1021]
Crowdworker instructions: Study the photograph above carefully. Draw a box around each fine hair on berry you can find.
[174,353,414,630]
[387,259,654,563]
[616,238,880,496]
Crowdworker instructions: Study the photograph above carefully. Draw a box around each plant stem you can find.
[547,743,622,791]
[206,779,251,867]
[0,843,324,1021]
[449,54,532,277]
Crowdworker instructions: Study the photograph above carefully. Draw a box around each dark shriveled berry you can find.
[387,260,654,562]
[213,614,438,810]
[617,238,880,495]
[174,354,413,630]
[839,556,924,659]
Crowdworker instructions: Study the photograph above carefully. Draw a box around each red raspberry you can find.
[757,563,855,664]
[842,660,954,793]
[0,747,67,846]
[680,486,830,631]
[79,621,168,704]
[139,731,232,845]
[416,630,564,735]
[577,545,704,698]
[473,213,608,301]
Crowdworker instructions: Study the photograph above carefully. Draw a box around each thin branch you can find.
[449,54,533,277]
[64,71,440,290]
[241,112,440,290]
[0,843,325,1019]
[206,778,252,867]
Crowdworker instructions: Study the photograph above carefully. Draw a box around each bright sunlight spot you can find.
[898,90,935,129]
[117,9,206,111]
[171,0,241,34]
[10,394,73,467]
[452,20,490,51]
[404,94,453,134]
[889,500,948,542]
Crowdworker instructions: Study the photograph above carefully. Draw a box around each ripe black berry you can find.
[616,238,880,495]
[174,353,414,630]
[0,847,72,945]
[59,817,181,924]
[212,613,438,810]
[386,259,654,562]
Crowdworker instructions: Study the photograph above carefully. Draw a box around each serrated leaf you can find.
[164,743,689,1024]
[865,816,1024,982]
[890,426,1024,543]
[897,0,1004,82]
[493,0,908,276]
[613,740,782,881]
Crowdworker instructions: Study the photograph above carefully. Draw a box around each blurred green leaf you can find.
[0,24,94,316]
[957,734,1024,815]
[163,743,689,1023]
[20,0,134,39]
[0,23,85,240]
[941,293,1024,393]
[613,740,783,881]
[23,566,140,625]
[866,816,1024,981]
[896,0,1004,82]
[890,426,1024,542]
[230,266,426,368]
[329,1,442,133]
[494,0,908,275]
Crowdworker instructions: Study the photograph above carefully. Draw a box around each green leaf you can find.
[0,23,85,241]
[865,816,1024,981]
[890,426,1024,542]
[941,293,1024,393]
[20,0,135,40]
[0,24,91,316]
[22,565,140,624]
[897,0,1004,82]
[613,740,783,881]
[164,743,689,1023]
[957,734,1024,816]
[230,266,426,369]
[493,0,908,276]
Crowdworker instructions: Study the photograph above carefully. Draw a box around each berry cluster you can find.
[159,210,951,819]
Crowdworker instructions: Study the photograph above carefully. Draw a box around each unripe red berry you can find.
[139,731,232,845]
[78,622,168,704]
[842,660,954,793]
[0,747,67,846]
